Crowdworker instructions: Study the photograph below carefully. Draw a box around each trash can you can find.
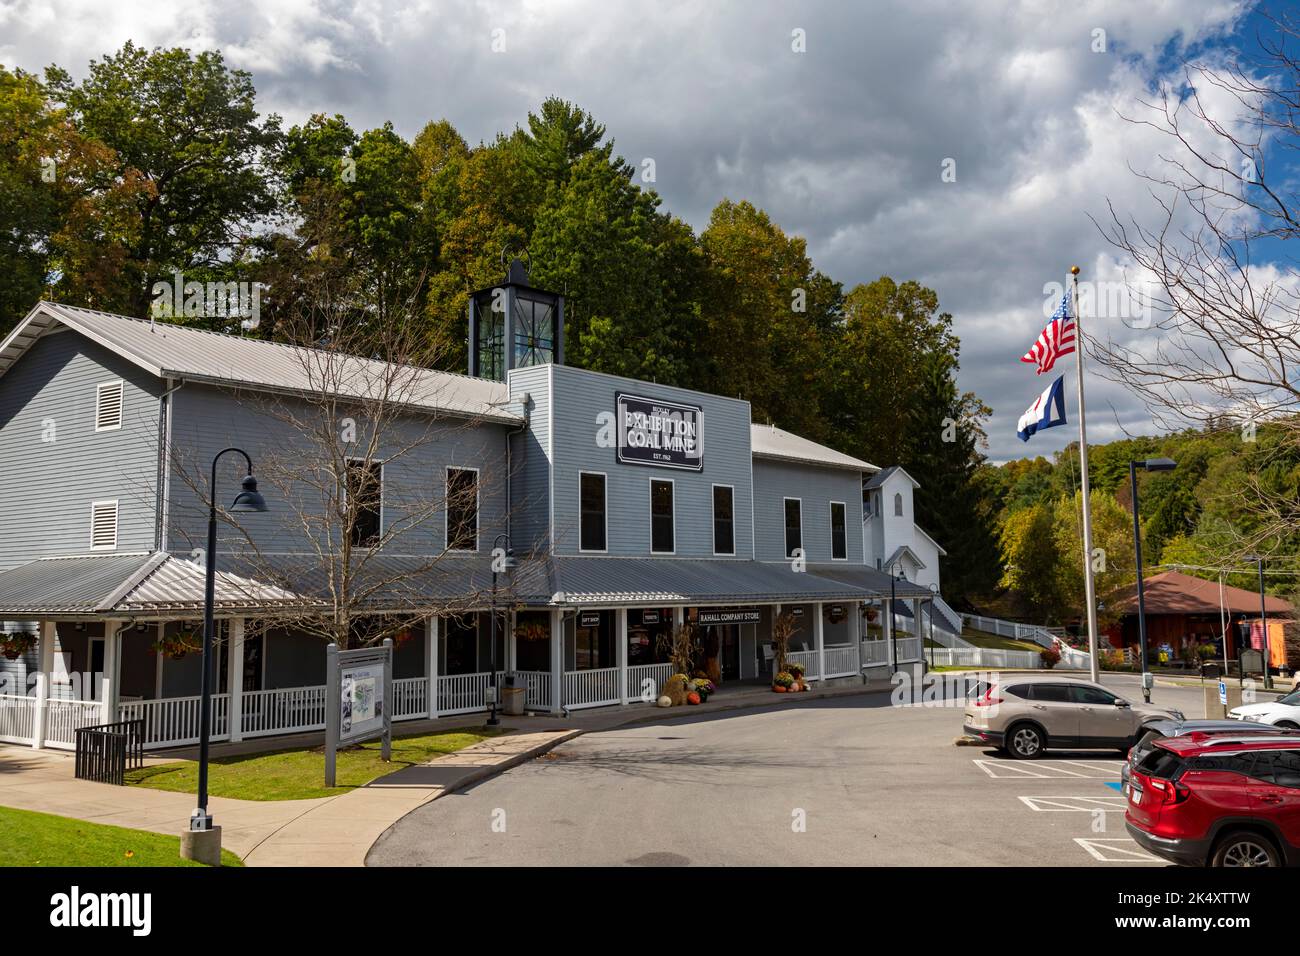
[502,678,526,716]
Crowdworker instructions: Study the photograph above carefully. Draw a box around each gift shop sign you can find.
[616,393,703,471]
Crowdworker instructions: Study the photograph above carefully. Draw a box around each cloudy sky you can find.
[0,0,1268,460]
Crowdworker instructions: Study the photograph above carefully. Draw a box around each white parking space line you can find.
[1018,795,1128,812]
[1073,838,1162,864]
[972,759,1117,779]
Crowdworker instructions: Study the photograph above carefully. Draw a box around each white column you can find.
[227,618,245,742]
[426,615,439,719]
[854,602,864,675]
[616,608,629,706]
[814,602,825,682]
[674,607,685,630]
[101,621,121,724]
[549,609,563,715]
[506,609,517,673]
[32,621,54,749]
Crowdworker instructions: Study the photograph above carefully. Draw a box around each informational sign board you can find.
[616,393,703,471]
[698,607,760,626]
[1219,680,1228,706]
[579,610,601,628]
[325,640,392,787]
[641,610,661,625]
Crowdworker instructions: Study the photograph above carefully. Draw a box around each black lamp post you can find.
[928,582,938,670]
[488,532,516,727]
[1129,457,1175,703]
[193,448,268,833]
[1246,554,1274,690]
[889,565,905,674]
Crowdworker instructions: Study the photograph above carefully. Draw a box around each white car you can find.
[1229,687,1300,728]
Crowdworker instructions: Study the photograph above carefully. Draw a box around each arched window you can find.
[893,492,903,517]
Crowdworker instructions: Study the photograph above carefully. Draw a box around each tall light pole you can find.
[488,532,516,726]
[1246,554,1274,690]
[193,448,268,839]
[1129,457,1175,703]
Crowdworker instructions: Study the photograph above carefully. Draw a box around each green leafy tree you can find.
[45,42,283,319]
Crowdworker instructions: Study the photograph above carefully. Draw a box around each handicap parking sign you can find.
[1219,680,1228,705]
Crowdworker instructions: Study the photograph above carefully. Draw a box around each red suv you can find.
[1126,732,1300,867]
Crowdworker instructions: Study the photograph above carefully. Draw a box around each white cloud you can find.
[0,0,1263,459]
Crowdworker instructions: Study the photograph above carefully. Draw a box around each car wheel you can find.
[1211,831,1281,868]
[1006,723,1045,759]
[1276,720,1299,730]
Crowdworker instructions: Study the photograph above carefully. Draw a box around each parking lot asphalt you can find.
[366,672,1215,866]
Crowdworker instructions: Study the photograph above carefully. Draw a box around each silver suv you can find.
[963,676,1183,759]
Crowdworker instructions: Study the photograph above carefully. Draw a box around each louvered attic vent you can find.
[96,381,123,431]
[90,500,118,550]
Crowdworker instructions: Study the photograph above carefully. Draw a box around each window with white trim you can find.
[784,498,802,557]
[830,501,848,560]
[95,381,123,431]
[446,467,479,551]
[90,500,118,550]
[579,472,606,552]
[345,459,383,548]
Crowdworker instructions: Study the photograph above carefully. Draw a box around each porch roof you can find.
[0,552,309,617]
[545,557,879,607]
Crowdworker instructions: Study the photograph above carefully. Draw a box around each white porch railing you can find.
[393,677,428,720]
[119,694,231,749]
[0,694,36,744]
[563,667,621,710]
[895,636,923,663]
[786,650,820,680]
[240,686,325,739]
[44,699,106,749]
[861,640,890,667]
[437,671,502,716]
[823,645,858,678]
[626,662,672,702]
[929,647,1042,669]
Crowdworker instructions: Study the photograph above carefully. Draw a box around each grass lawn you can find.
[960,630,1045,653]
[0,805,242,867]
[125,727,504,801]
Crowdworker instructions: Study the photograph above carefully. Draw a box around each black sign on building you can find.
[616,393,703,471]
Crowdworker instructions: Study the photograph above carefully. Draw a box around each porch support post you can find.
[227,617,245,742]
[855,601,865,678]
[101,620,121,724]
[549,608,563,715]
[913,598,924,663]
[426,615,439,719]
[506,609,517,673]
[814,602,825,682]
[616,607,628,706]
[32,620,54,749]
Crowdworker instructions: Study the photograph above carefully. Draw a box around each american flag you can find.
[1021,293,1076,374]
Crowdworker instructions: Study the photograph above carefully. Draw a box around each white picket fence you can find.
[823,645,859,677]
[895,636,923,663]
[862,640,890,667]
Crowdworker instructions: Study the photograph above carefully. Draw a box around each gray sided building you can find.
[0,286,938,751]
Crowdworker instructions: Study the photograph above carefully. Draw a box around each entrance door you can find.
[89,637,105,700]
[720,625,740,681]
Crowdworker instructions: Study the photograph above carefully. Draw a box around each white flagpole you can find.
[1071,266,1102,682]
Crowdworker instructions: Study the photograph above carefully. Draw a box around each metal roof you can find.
[0,554,157,614]
[0,303,520,424]
[805,564,934,600]
[749,423,877,472]
[864,465,919,490]
[549,557,881,606]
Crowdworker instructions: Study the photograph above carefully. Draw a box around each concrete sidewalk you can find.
[0,677,893,866]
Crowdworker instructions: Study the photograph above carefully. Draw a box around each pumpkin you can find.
[687,692,701,705]
[773,684,787,693]
[657,695,673,708]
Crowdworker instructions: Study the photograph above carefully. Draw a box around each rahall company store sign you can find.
[616,392,703,471]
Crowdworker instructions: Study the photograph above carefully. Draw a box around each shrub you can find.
[1040,646,1061,669]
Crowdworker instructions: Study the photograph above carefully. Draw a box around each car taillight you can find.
[973,688,1003,707]
[1146,777,1190,805]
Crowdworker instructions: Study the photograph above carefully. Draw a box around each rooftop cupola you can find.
[467,253,564,381]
